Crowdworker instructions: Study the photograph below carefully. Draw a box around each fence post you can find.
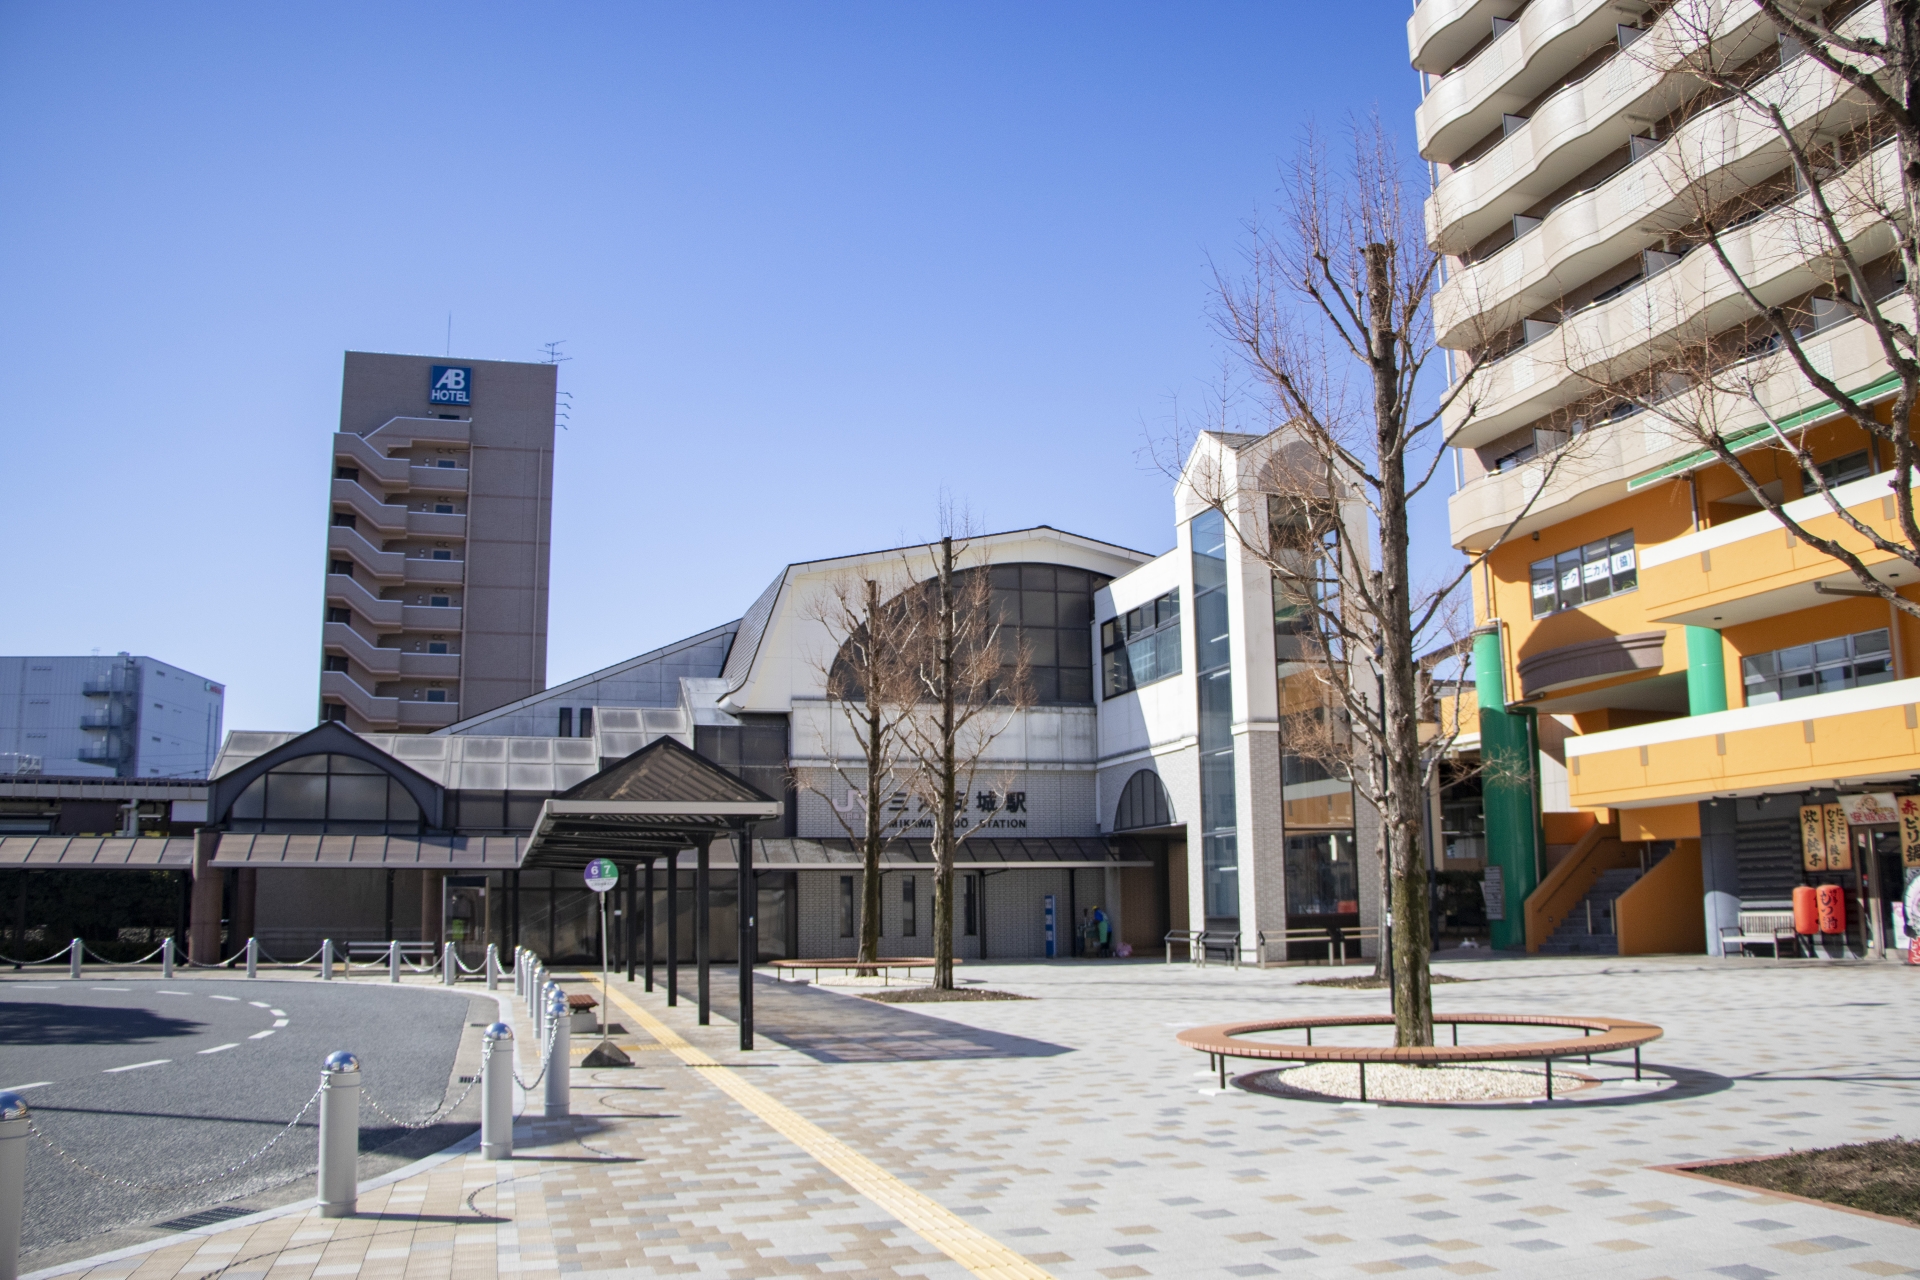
[321,938,334,981]
[481,1023,513,1159]
[389,939,400,985]
[68,938,81,980]
[544,988,570,1118]
[161,936,175,980]
[316,1052,360,1219]
[0,1092,27,1280]
[442,942,455,986]
[485,944,499,991]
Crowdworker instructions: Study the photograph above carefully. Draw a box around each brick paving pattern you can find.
[26,954,1920,1278]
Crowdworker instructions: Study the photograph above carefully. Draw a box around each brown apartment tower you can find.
[319,351,556,732]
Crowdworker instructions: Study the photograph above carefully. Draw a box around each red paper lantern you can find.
[1816,883,1846,935]
[1792,884,1819,935]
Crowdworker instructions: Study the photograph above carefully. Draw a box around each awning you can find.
[209,833,526,869]
[0,836,196,869]
[520,736,781,871]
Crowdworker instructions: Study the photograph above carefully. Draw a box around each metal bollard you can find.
[245,937,258,980]
[389,939,401,984]
[161,936,175,980]
[544,989,570,1118]
[316,1052,360,1218]
[0,1092,27,1280]
[485,944,499,991]
[442,942,455,986]
[68,938,81,980]
[481,1023,513,1159]
[321,938,334,980]
[514,948,525,997]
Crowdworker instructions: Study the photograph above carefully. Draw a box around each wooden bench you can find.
[767,958,959,986]
[1177,1013,1664,1101]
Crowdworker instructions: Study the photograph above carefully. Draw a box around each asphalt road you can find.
[0,976,487,1262]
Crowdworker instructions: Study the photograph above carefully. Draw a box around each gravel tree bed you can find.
[1249,1061,1586,1103]
[1690,1139,1920,1224]
[1298,973,1470,989]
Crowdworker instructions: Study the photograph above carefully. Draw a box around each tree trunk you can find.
[933,536,959,990]
[1365,241,1434,1049]
[859,581,884,971]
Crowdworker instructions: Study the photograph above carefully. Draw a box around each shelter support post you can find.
[738,823,755,1052]
[625,863,637,983]
[644,858,655,993]
[696,839,711,1026]
[189,829,222,965]
[667,851,679,1007]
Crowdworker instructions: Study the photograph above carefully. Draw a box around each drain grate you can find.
[155,1205,254,1232]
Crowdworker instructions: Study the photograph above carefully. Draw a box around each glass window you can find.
[1531,531,1636,616]
[839,875,854,938]
[902,875,917,937]
[1285,832,1359,917]
[1101,589,1182,697]
[1742,628,1893,704]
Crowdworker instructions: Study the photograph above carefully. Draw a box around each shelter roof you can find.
[209,834,525,869]
[0,836,196,869]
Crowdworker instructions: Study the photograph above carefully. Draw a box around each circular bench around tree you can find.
[1177,1013,1664,1102]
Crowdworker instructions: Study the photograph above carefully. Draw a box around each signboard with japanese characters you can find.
[1839,792,1899,826]
[794,768,1093,839]
[1823,803,1851,871]
[1800,804,1826,871]
[1901,795,1920,869]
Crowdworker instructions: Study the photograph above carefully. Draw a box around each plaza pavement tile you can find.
[31,954,1920,1279]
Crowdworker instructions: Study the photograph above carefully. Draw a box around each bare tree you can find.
[1560,1,1920,608]
[1190,117,1566,1046]
[896,535,1032,990]
[799,573,921,969]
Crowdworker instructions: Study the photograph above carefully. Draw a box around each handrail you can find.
[1523,822,1635,952]
[1163,929,1200,963]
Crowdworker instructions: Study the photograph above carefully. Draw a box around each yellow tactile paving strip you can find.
[590,973,1057,1280]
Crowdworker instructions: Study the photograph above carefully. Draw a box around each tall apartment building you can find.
[320,352,557,732]
[1417,1,1920,957]
[0,654,224,778]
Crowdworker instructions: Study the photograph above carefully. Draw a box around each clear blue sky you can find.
[0,2,1433,731]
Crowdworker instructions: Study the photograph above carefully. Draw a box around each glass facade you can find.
[1101,589,1181,697]
[227,753,422,833]
[1742,628,1892,704]
[987,564,1107,704]
[1283,831,1358,916]
[1192,510,1239,920]
[1270,497,1355,841]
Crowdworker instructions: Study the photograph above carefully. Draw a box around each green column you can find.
[1685,625,1728,715]
[1475,631,1538,951]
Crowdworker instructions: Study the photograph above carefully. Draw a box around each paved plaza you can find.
[20,954,1920,1279]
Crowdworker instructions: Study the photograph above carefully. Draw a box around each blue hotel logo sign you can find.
[429,365,472,406]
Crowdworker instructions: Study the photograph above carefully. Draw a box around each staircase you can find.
[1537,868,1643,955]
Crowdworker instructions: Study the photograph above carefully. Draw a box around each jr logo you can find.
[429,365,472,406]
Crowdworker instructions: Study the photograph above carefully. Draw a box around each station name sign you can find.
[429,365,472,406]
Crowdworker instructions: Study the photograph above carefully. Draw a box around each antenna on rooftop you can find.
[541,340,571,364]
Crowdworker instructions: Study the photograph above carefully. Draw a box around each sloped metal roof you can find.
[209,834,525,869]
[0,836,197,869]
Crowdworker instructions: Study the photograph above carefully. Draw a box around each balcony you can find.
[363,415,470,451]
[1409,0,1521,75]
[407,510,467,538]
[78,709,128,729]
[402,555,465,586]
[323,575,404,627]
[1637,470,1919,628]
[326,526,405,581]
[1426,3,1768,252]
[1448,306,1907,548]
[1417,0,1625,165]
[1434,46,1870,350]
[333,433,410,486]
[1442,148,1903,450]
[1567,675,1920,808]
[321,622,402,677]
[331,479,408,535]
[398,699,461,729]
[320,671,399,729]
[408,464,469,494]
[402,603,463,630]
[399,651,462,679]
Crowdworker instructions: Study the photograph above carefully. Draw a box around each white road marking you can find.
[0,1082,50,1092]
[198,1043,239,1055]
[104,1059,170,1073]
[89,986,131,992]
[270,1009,286,1017]
[156,990,190,996]
[209,995,239,1002]
[273,1018,289,1028]
[248,1001,271,1008]
[249,1030,275,1040]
